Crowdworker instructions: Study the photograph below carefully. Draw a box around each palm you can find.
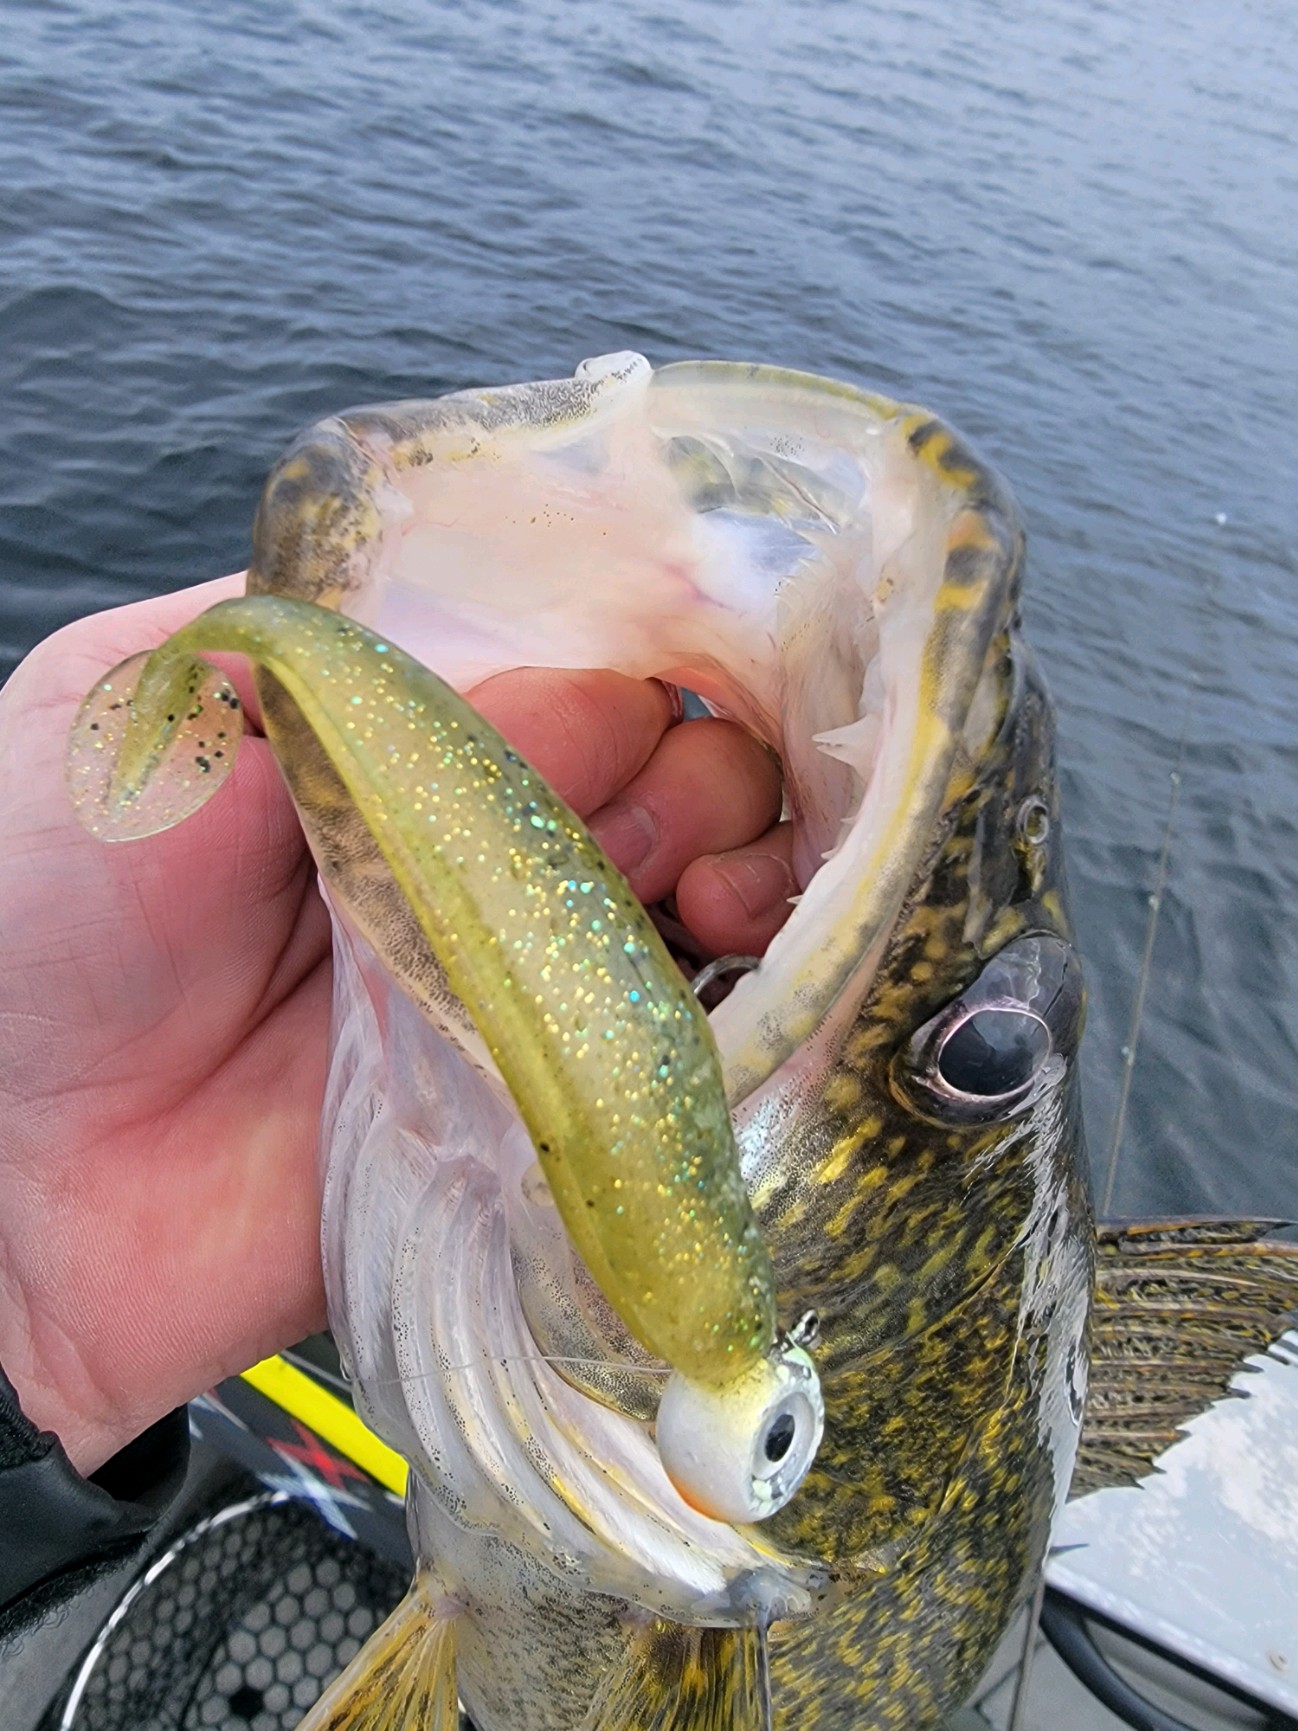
[0,579,795,1475]
[1,578,332,1471]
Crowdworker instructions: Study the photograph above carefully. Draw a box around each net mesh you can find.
[44,1495,408,1731]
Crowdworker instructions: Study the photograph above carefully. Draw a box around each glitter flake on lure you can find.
[68,354,1096,1731]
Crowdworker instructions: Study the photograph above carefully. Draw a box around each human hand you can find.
[0,579,795,1475]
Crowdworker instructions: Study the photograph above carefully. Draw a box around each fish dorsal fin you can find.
[296,1579,457,1731]
[583,1621,771,1731]
[1071,1218,1298,1497]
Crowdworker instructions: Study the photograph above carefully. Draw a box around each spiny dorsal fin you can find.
[1071,1218,1298,1497]
[297,1578,457,1731]
[582,1621,771,1731]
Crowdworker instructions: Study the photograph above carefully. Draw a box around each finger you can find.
[467,667,677,816]
[587,719,783,905]
[676,821,799,958]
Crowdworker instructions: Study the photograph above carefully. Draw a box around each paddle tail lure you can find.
[66,593,823,1525]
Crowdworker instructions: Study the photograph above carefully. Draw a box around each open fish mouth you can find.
[250,351,1024,1107]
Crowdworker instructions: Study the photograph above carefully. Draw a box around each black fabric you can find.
[0,1363,190,1617]
[0,1364,44,1470]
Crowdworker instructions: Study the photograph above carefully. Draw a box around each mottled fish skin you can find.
[68,357,1091,1730]
[758,631,1091,1727]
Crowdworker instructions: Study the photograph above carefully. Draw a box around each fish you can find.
[66,353,1298,1731]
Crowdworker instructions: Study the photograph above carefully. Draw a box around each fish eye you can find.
[935,1007,1051,1099]
[656,1342,824,1524]
[897,934,1083,1124]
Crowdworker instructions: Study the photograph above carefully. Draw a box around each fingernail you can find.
[713,853,795,919]
[590,800,656,873]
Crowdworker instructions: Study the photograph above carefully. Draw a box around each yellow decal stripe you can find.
[240,1354,410,1497]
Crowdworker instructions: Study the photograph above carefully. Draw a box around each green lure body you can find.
[73,594,773,1389]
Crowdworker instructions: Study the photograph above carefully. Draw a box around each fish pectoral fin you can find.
[1071,1217,1298,1497]
[296,1578,458,1731]
[582,1621,771,1731]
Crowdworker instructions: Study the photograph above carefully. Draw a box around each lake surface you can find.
[3,0,1296,1215]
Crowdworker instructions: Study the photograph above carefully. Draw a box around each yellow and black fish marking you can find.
[1075,1219,1298,1494]
[744,625,1091,1725]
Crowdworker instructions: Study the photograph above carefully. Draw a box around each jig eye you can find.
[655,1342,824,1524]
[935,1007,1051,1099]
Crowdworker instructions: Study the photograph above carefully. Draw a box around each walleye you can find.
[67,354,1298,1730]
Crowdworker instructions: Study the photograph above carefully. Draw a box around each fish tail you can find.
[296,1577,458,1731]
[583,1621,771,1731]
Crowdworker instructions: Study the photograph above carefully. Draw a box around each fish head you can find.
[248,355,1090,1577]
[68,354,1088,1614]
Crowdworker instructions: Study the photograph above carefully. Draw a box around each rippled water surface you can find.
[3,0,1296,1213]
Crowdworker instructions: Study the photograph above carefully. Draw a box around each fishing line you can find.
[1005,1571,1048,1731]
[1099,514,1227,1218]
[279,1345,670,1397]
[369,1354,675,1392]
[1099,754,1186,1217]
[279,1346,354,1396]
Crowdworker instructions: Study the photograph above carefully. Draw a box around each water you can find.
[2,0,1296,1215]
